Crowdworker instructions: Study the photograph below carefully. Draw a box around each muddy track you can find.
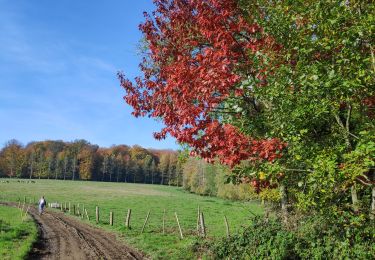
[3,203,145,260]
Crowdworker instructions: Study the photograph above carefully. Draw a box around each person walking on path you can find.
[38,196,47,215]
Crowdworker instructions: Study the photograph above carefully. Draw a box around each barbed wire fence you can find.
[43,200,232,239]
[1,192,241,240]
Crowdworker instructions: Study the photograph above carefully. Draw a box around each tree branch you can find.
[346,104,352,134]
[283,168,314,173]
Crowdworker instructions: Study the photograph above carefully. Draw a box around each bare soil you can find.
[4,203,145,260]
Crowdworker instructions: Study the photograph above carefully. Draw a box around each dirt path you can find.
[3,203,145,260]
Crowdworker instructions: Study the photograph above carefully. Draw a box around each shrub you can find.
[294,213,375,259]
[211,214,375,259]
[259,188,281,203]
[212,217,297,260]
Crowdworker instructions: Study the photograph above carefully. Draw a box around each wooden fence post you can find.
[60,202,63,211]
[125,209,131,229]
[81,205,85,219]
[24,205,30,217]
[110,211,114,226]
[73,205,76,215]
[85,209,90,221]
[175,212,183,239]
[77,203,80,215]
[96,206,99,224]
[196,205,200,233]
[141,210,150,233]
[199,212,206,238]
[224,215,230,238]
[162,209,166,235]
[23,205,30,221]
[68,202,71,214]
[21,201,25,214]
[20,202,25,217]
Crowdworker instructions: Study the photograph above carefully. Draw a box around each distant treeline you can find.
[0,139,183,185]
[182,157,262,201]
[0,139,263,202]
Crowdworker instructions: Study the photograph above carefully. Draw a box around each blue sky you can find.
[0,0,178,149]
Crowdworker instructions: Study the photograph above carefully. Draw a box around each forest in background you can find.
[0,139,261,202]
[0,139,182,185]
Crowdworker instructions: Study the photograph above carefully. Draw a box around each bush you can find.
[294,213,375,259]
[210,214,375,260]
[259,188,281,202]
[212,217,297,260]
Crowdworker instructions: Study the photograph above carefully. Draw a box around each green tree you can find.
[230,0,375,216]
[159,153,170,185]
[150,159,157,184]
[142,155,153,184]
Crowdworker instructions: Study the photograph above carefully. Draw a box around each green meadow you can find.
[0,179,263,259]
[0,205,37,260]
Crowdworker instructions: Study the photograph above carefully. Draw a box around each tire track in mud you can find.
[2,203,145,260]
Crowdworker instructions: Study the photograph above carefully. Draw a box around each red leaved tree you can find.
[118,0,284,167]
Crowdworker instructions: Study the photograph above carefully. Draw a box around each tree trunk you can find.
[370,185,375,220]
[370,171,375,220]
[72,157,76,181]
[48,160,51,179]
[280,184,288,222]
[351,184,359,213]
[63,158,67,180]
[55,160,58,179]
[29,160,33,179]
[335,108,360,212]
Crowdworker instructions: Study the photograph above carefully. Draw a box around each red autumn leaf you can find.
[119,0,285,167]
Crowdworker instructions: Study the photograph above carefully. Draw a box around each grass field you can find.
[0,205,37,260]
[0,179,263,259]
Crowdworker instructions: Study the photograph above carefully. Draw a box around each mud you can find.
[3,203,145,260]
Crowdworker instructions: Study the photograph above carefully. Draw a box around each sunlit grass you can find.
[0,179,262,259]
[0,205,37,260]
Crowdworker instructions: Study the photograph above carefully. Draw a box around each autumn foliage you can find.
[119,0,284,167]
[0,139,180,185]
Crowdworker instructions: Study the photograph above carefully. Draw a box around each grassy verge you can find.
[0,179,262,259]
[0,205,37,260]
